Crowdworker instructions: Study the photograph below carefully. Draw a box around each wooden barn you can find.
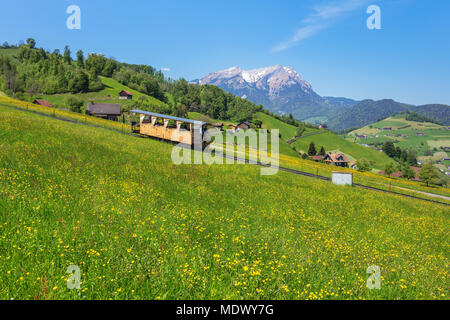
[119,90,133,100]
[131,110,206,146]
[86,102,121,121]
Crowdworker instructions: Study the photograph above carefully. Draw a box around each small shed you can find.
[332,172,353,186]
[119,90,133,100]
[236,121,251,130]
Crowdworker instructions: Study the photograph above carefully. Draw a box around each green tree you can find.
[65,96,84,113]
[401,166,416,180]
[26,38,36,49]
[318,146,326,156]
[382,141,396,158]
[418,163,439,186]
[356,159,372,172]
[63,45,72,64]
[407,150,417,166]
[308,142,317,156]
[76,50,84,68]
[384,163,396,177]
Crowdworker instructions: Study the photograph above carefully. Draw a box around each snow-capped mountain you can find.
[192,65,358,123]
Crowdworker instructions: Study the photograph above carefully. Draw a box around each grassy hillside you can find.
[38,76,169,111]
[292,131,393,170]
[0,104,449,300]
[349,114,450,160]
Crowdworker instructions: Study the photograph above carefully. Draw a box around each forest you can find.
[0,39,264,123]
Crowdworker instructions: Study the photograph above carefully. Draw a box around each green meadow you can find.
[38,76,169,111]
[349,114,450,159]
[0,104,448,300]
[292,131,393,170]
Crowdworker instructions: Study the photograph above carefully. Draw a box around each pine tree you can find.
[308,142,317,156]
[319,146,326,156]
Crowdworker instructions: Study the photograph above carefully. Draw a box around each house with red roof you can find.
[323,153,349,168]
[33,99,52,107]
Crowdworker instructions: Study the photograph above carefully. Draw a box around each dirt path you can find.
[391,185,450,201]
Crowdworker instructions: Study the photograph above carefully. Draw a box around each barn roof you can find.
[33,100,52,107]
[86,102,121,115]
[119,90,133,96]
[131,110,206,125]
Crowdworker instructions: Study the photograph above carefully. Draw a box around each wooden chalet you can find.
[119,90,133,100]
[131,110,206,146]
[323,153,349,168]
[86,102,121,121]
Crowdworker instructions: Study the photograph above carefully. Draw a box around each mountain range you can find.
[193,65,450,130]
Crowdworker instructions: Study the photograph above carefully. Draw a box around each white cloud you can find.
[161,67,171,72]
[272,0,371,53]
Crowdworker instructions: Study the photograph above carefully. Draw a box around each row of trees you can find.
[1,40,265,123]
[307,142,326,156]
[382,141,417,166]
[169,79,261,122]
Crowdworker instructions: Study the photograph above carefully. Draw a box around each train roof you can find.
[131,110,206,125]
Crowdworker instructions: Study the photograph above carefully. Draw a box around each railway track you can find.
[3,103,449,206]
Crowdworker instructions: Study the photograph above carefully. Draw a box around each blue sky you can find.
[1,0,449,105]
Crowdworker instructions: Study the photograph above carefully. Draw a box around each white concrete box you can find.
[332,172,353,186]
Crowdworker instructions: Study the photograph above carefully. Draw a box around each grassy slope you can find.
[2,95,449,199]
[293,131,393,170]
[0,48,168,111]
[254,112,300,158]
[0,105,449,300]
[39,76,169,110]
[349,114,449,158]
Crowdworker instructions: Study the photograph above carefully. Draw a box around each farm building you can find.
[319,124,328,129]
[33,99,52,107]
[131,110,206,147]
[383,127,393,130]
[212,123,224,131]
[310,155,325,162]
[416,132,425,136]
[323,153,349,168]
[237,121,251,130]
[86,102,121,121]
[119,90,133,100]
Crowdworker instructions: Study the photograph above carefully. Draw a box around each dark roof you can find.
[33,100,52,107]
[119,90,133,96]
[131,109,206,125]
[86,103,121,115]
